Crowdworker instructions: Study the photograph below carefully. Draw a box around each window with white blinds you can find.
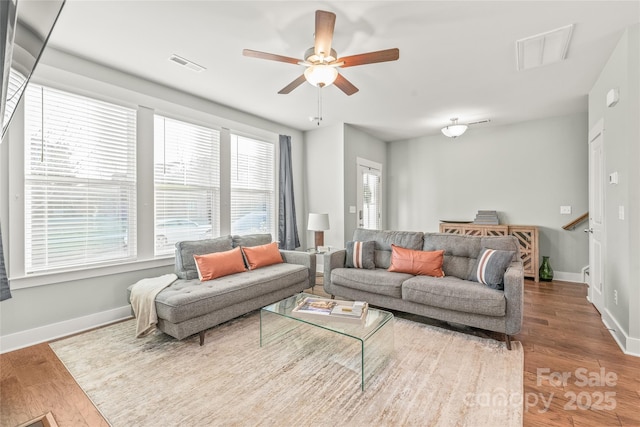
[362,170,382,230]
[154,116,220,255]
[2,68,27,129]
[230,134,275,237]
[24,85,137,273]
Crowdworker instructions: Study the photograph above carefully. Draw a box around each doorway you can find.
[588,119,605,314]
[356,158,382,230]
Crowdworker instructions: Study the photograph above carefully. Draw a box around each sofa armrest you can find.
[323,250,346,291]
[503,260,524,335]
[280,250,316,288]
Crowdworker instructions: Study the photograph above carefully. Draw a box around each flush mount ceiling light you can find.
[516,24,574,71]
[441,118,468,138]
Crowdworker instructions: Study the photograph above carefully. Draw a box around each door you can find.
[588,119,605,313]
[356,158,382,230]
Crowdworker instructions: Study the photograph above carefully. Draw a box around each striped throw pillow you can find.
[468,248,515,290]
[346,240,375,269]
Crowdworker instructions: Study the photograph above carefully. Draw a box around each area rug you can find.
[50,312,523,426]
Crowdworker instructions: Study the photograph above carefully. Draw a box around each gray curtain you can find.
[0,222,11,301]
[278,135,300,250]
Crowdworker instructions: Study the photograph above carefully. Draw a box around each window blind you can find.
[230,134,275,237]
[2,68,27,128]
[24,85,137,273]
[362,170,382,230]
[154,116,220,255]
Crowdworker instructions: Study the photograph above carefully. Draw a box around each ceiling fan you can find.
[242,10,400,96]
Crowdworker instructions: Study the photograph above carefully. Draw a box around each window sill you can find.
[8,257,175,290]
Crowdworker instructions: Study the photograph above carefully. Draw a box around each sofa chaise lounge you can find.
[323,229,524,349]
[128,233,315,345]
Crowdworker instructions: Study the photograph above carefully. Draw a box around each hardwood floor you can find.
[1,279,638,426]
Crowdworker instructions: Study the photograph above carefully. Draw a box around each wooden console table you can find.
[439,223,539,282]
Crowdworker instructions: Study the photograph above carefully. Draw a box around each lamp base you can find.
[314,231,324,251]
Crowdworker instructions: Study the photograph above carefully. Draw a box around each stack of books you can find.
[292,297,368,324]
[473,210,499,225]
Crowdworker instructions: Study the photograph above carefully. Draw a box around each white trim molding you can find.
[0,305,132,354]
[601,308,640,357]
[552,271,585,283]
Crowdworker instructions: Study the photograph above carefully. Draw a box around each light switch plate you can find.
[619,205,625,220]
[349,206,356,214]
[560,206,572,215]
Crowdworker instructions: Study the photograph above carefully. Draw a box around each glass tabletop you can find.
[261,292,393,341]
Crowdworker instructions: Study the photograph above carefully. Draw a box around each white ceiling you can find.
[42,0,640,141]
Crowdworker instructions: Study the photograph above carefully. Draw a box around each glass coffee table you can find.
[260,293,394,391]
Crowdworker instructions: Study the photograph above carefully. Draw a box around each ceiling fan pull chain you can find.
[316,85,323,126]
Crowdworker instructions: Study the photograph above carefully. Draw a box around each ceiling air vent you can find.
[169,54,206,72]
[516,24,574,71]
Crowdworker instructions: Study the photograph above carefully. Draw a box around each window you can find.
[2,68,27,129]
[24,85,137,273]
[154,116,220,255]
[230,134,275,237]
[357,160,382,230]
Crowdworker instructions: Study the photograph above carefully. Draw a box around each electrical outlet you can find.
[560,206,572,215]
[614,290,618,305]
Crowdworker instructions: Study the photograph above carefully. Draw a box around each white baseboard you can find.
[0,305,132,354]
[601,308,640,357]
[553,271,585,283]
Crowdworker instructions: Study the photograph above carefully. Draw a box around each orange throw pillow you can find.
[241,242,283,270]
[388,244,445,277]
[193,247,247,281]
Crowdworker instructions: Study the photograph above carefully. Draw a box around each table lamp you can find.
[307,213,330,251]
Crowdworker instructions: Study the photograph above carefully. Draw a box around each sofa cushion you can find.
[468,248,516,290]
[155,263,308,323]
[423,233,483,279]
[175,236,234,280]
[232,233,273,248]
[388,245,445,277]
[402,276,506,317]
[346,240,375,269]
[241,242,283,270]
[193,247,247,281]
[331,267,413,298]
[353,229,424,269]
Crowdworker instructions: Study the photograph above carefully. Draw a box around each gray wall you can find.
[387,113,589,276]
[588,25,639,345]
[304,123,387,249]
[304,123,344,250]
[0,49,306,341]
[343,125,387,243]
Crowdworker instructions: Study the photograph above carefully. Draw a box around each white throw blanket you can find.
[129,273,177,338]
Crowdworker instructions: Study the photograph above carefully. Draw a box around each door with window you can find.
[356,158,382,230]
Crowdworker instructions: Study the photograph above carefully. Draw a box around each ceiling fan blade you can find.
[314,10,336,58]
[334,73,359,96]
[338,48,400,68]
[278,75,307,94]
[242,49,300,65]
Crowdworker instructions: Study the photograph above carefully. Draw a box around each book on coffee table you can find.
[292,297,368,323]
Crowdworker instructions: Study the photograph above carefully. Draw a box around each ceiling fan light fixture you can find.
[441,118,468,138]
[304,64,338,87]
[304,47,337,64]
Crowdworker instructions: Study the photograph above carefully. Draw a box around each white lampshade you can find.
[307,213,330,231]
[304,65,338,88]
[441,118,468,138]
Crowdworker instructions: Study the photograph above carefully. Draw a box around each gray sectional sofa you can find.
[324,229,524,349]
[128,233,314,345]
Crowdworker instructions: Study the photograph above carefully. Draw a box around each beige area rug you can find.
[50,312,523,427]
